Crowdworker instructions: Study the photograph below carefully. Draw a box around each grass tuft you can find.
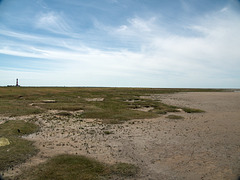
[17,154,138,180]
[0,120,39,171]
[56,111,73,116]
[182,107,205,113]
[166,115,184,120]
[103,131,114,135]
[0,120,39,137]
[111,162,139,177]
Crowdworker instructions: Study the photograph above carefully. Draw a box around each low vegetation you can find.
[17,154,139,180]
[182,107,205,113]
[166,115,184,120]
[0,120,39,171]
[111,162,139,177]
[56,111,73,117]
[103,131,114,135]
[0,87,212,123]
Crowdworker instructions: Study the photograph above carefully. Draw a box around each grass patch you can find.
[0,137,38,171]
[111,162,139,177]
[0,100,43,116]
[103,131,114,135]
[127,99,179,114]
[0,87,211,122]
[0,120,39,136]
[17,154,138,180]
[182,107,205,113]
[56,111,73,116]
[0,120,39,171]
[166,115,184,120]
[36,102,84,111]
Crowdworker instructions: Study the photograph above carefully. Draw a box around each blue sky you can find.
[0,0,240,87]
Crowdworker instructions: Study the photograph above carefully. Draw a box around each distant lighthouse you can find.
[16,78,19,87]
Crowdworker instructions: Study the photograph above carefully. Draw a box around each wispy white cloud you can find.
[35,11,71,34]
[36,0,48,9]
[127,17,155,32]
[114,17,158,37]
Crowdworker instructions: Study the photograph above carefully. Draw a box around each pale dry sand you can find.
[3,92,240,180]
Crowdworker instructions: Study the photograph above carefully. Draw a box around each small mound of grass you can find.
[18,154,138,180]
[182,107,205,113]
[0,137,38,171]
[56,111,73,116]
[38,103,84,111]
[103,131,114,135]
[166,115,184,120]
[0,100,43,116]
[0,120,39,136]
[111,162,139,177]
[0,120,39,171]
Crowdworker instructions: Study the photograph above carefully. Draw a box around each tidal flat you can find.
[0,87,239,180]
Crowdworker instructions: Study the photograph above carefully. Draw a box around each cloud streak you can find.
[35,12,72,35]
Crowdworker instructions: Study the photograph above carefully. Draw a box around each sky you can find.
[0,0,240,88]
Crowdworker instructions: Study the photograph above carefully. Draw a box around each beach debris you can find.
[0,137,10,147]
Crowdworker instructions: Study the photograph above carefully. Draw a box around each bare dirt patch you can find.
[132,107,154,112]
[3,92,240,180]
[42,100,57,103]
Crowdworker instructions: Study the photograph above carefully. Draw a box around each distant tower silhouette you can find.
[16,78,19,87]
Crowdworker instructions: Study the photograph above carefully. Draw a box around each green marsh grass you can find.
[182,107,205,113]
[166,115,184,120]
[0,87,214,121]
[0,120,39,171]
[17,154,138,180]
